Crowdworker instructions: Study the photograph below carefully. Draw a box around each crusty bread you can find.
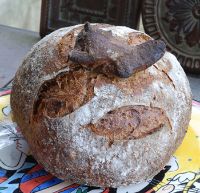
[11,23,192,187]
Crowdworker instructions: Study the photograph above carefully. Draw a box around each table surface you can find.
[0,24,200,101]
[0,25,40,87]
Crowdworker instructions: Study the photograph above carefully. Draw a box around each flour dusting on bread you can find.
[11,23,192,187]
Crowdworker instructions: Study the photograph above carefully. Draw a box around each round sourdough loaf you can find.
[11,23,192,187]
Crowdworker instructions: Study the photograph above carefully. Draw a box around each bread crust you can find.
[11,24,192,187]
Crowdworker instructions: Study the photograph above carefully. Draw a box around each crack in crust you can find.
[33,69,98,119]
[153,64,176,89]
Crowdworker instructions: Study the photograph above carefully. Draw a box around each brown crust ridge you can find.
[87,105,170,140]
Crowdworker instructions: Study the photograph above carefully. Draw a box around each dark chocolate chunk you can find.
[69,22,166,78]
